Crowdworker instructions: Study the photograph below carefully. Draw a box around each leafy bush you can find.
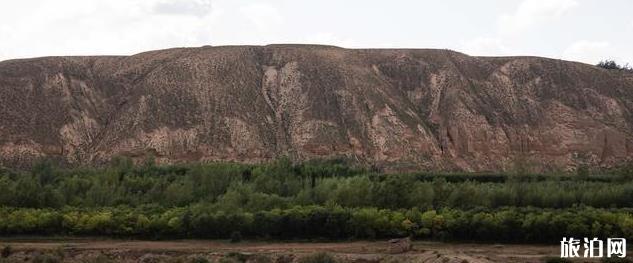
[32,253,61,263]
[230,231,242,243]
[189,257,210,263]
[91,253,114,263]
[218,258,241,263]
[297,252,338,263]
[543,257,573,263]
[226,252,249,262]
[0,245,11,258]
[601,257,633,263]
[249,254,272,263]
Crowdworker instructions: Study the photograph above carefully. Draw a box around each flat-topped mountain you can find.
[1,45,632,171]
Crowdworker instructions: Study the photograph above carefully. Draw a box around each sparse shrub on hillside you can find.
[598,60,620,70]
[597,60,633,72]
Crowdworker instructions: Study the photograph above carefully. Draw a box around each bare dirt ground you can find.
[0,238,594,263]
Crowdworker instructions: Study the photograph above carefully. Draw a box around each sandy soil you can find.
[0,238,598,263]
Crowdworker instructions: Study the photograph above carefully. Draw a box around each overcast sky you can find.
[1,0,632,65]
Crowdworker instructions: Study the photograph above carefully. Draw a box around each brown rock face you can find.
[1,45,632,171]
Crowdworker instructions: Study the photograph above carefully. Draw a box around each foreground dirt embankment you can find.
[0,239,573,263]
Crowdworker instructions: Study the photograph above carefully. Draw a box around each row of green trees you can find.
[1,158,632,243]
[1,205,631,243]
[1,159,632,210]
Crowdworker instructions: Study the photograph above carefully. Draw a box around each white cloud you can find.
[302,33,359,48]
[240,3,283,34]
[0,51,8,62]
[562,40,611,64]
[0,0,242,60]
[456,0,581,59]
[152,0,213,17]
[499,0,578,35]
[0,0,631,63]
[459,37,512,56]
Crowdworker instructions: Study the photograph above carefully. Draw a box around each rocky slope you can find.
[1,45,632,171]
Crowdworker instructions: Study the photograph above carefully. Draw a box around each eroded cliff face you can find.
[1,45,632,171]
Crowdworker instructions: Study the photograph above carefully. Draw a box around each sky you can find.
[1,0,632,65]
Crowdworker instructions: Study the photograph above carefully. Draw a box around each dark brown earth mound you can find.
[1,44,632,171]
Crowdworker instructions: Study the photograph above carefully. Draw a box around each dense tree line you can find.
[0,205,631,243]
[0,158,632,210]
[0,157,632,243]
